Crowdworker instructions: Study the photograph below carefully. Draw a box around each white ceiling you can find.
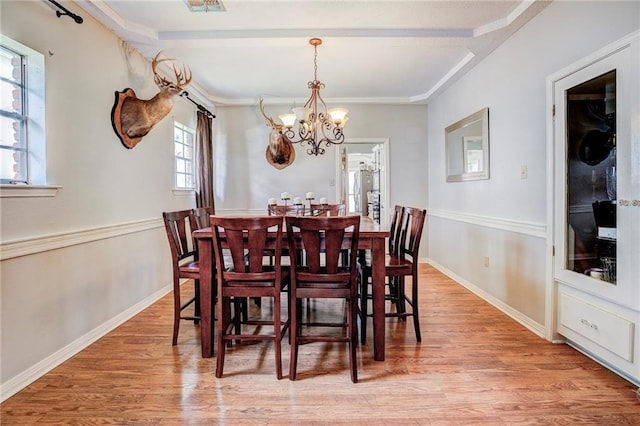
[74,0,550,106]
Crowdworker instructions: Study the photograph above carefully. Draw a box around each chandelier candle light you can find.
[281,192,291,205]
[305,192,315,213]
[260,38,349,156]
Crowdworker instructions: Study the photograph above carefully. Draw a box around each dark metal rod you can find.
[48,0,83,24]
[180,92,216,118]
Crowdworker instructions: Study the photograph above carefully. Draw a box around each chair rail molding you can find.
[0,218,162,260]
[427,208,546,239]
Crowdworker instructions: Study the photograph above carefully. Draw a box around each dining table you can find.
[193,215,390,361]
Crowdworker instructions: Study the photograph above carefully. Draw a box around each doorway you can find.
[335,138,389,227]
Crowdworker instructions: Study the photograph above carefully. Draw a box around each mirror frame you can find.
[445,107,490,182]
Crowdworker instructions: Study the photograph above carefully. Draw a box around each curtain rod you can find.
[180,92,216,119]
[47,0,83,24]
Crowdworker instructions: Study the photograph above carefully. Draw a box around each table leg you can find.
[371,237,385,361]
[197,238,214,358]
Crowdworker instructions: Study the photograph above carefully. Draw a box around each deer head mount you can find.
[111,52,191,149]
[259,98,296,169]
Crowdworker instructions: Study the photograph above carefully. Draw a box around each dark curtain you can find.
[195,110,215,211]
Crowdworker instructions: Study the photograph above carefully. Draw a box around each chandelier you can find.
[260,38,348,156]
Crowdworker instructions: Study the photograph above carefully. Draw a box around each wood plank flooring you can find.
[2,264,639,424]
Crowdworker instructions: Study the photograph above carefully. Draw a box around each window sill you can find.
[172,188,195,196]
[0,185,62,198]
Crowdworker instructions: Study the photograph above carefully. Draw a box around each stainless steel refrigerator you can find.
[353,170,373,215]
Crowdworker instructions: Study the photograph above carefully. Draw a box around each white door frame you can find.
[335,138,390,228]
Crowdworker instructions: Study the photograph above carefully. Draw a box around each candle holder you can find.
[306,192,316,215]
[280,192,291,205]
[318,197,328,214]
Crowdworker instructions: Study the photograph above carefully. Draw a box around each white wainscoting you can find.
[426,208,548,339]
[0,283,170,402]
[0,219,171,402]
[427,259,548,338]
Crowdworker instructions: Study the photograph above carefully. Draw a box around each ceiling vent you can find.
[184,0,225,12]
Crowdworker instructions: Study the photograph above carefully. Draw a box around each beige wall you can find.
[0,1,196,398]
[426,1,640,333]
[212,103,428,215]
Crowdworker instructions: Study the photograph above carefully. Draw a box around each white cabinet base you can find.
[558,283,640,386]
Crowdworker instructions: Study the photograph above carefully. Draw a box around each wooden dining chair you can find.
[192,206,213,229]
[309,203,346,216]
[358,205,403,344]
[210,215,290,379]
[268,204,306,216]
[286,215,361,383]
[310,203,349,264]
[162,210,201,345]
[266,204,305,266]
[359,206,426,343]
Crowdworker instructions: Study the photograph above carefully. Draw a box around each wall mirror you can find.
[445,107,490,182]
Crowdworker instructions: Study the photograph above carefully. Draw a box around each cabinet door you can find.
[553,39,639,309]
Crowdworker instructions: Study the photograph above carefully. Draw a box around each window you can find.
[0,35,45,185]
[174,121,195,189]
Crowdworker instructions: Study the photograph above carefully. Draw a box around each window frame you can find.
[0,43,27,183]
[0,34,55,198]
[0,34,46,184]
[173,121,196,191]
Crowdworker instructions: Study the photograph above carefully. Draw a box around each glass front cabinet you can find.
[553,33,640,386]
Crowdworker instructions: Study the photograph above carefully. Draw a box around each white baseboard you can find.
[565,340,640,388]
[427,258,548,339]
[0,284,171,403]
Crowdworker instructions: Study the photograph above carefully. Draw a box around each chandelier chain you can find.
[313,43,318,82]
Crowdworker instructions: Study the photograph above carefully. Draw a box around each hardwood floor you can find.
[2,264,638,424]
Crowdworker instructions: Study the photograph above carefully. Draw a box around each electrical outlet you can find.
[520,165,528,179]
[483,256,490,268]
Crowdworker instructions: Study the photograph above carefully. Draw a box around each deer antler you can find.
[151,52,192,91]
[259,98,284,131]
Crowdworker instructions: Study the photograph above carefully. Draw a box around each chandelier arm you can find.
[332,127,346,144]
[281,126,314,147]
[297,137,315,151]
[282,128,297,143]
[306,142,323,156]
[298,121,313,142]
[319,126,345,147]
[313,81,329,122]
